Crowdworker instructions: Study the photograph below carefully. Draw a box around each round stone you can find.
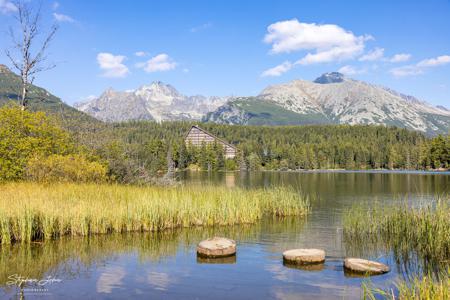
[344,258,390,275]
[197,255,236,264]
[283,261,325,271]
[282,248,326,265]
[197,237,236,258]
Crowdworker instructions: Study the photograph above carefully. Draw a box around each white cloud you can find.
[147,272,172,291]
[389,53,411,63]
[261,61,292,77]
[417,55,450,67]
[0,0,17,14]
[97,52,130,78]
[264,19,370,65]
[389,65,422,77]
[52,2,60,10]
[135,51,148,57]
[182,68,189,73]
[390,54,450,77]
[190,22,212,33]
[138,53,176,73]
[359,47,384,61]
[53,12,74,23]
[97,267,126,293]
[338,65,366,76]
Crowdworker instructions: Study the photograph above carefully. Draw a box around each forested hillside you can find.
[0,64,102,132]
[101,121,448,176]
[1,62,449,183]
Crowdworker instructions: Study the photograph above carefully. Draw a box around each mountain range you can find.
[74,82,229,122]
[75,72,450,135]
[0,64,448,135]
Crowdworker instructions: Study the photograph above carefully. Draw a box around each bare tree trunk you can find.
[20,80,27,110]
[5,0,58,110]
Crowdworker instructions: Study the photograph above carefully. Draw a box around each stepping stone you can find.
[344,258,390,275]
[283,261,325,271]
[282,248,326,265]
[197,255,236,264]
[197,237,236,258]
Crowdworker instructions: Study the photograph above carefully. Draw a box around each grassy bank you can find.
[0,183,309,244]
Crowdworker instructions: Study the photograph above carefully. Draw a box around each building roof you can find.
[185,125,238,150]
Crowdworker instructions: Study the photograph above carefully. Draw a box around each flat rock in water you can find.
[283,249,326,265]
[197,237,236,258]
[197,255,236,264]
[344,258,390,275]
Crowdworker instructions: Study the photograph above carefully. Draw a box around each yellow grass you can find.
[0,182,309,244]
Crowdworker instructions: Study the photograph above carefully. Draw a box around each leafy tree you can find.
[247,153,262,171]
[26,154,107,183]
[0,105,73,180]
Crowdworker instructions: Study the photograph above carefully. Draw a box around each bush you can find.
[0,105,74,180]
[224,159,237,171]
[26,154,108,183]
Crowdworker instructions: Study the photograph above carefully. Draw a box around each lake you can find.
[1,171,449,299]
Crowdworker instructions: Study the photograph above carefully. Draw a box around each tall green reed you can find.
[0,183,309,244]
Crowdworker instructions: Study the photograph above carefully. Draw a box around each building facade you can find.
[185,125,237,159]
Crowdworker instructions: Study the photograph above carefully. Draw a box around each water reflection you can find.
[96,266,126,294]
[1,171,448,299]
[179,170,450,197]
[0,217,307,297]
[197,255,237,264]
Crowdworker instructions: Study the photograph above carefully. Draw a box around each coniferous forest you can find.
[1,105,449,183]
[105,121,450,174]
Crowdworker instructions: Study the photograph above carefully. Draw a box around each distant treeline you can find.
[70,117,449,182]
[106,121,449,174]
[1,105,449,184]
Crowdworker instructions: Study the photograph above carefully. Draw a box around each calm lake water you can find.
[1,171,449,299]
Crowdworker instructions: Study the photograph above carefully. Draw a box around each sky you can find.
[0,0,449,107]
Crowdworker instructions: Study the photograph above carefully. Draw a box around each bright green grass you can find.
[0,183,309,244]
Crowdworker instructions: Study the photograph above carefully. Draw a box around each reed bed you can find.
[0,183,309,244]
[363,271,450,300]
[343,198,450,266]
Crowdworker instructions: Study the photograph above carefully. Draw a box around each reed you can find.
[363,270,450,300]
[343,197,450,266]
[0,183,309,244]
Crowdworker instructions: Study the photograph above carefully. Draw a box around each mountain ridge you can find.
[0,64,448,135]
[74,81,230,122]
[205,73,450,135]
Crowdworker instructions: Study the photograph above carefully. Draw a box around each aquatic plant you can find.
[343,197,450,271]
[362,270,450,300]
[0,183,309,244]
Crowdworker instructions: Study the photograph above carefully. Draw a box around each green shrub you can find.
[224,159,237,171]
[26,154,108,183]
[0,105,74,180]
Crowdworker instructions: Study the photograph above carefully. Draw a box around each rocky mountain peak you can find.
[75,81,229,123]
[314,72,346,84]
[73,72,450,135]
[102,87,117,96]
[137,81,178,94]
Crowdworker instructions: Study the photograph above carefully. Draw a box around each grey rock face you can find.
[74,82,229,122]
[206,74,450,135]
[75,74,450,135]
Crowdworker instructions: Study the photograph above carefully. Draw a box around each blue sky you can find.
[0,0,449,107]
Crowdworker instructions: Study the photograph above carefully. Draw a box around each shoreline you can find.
[180,169,450,175]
